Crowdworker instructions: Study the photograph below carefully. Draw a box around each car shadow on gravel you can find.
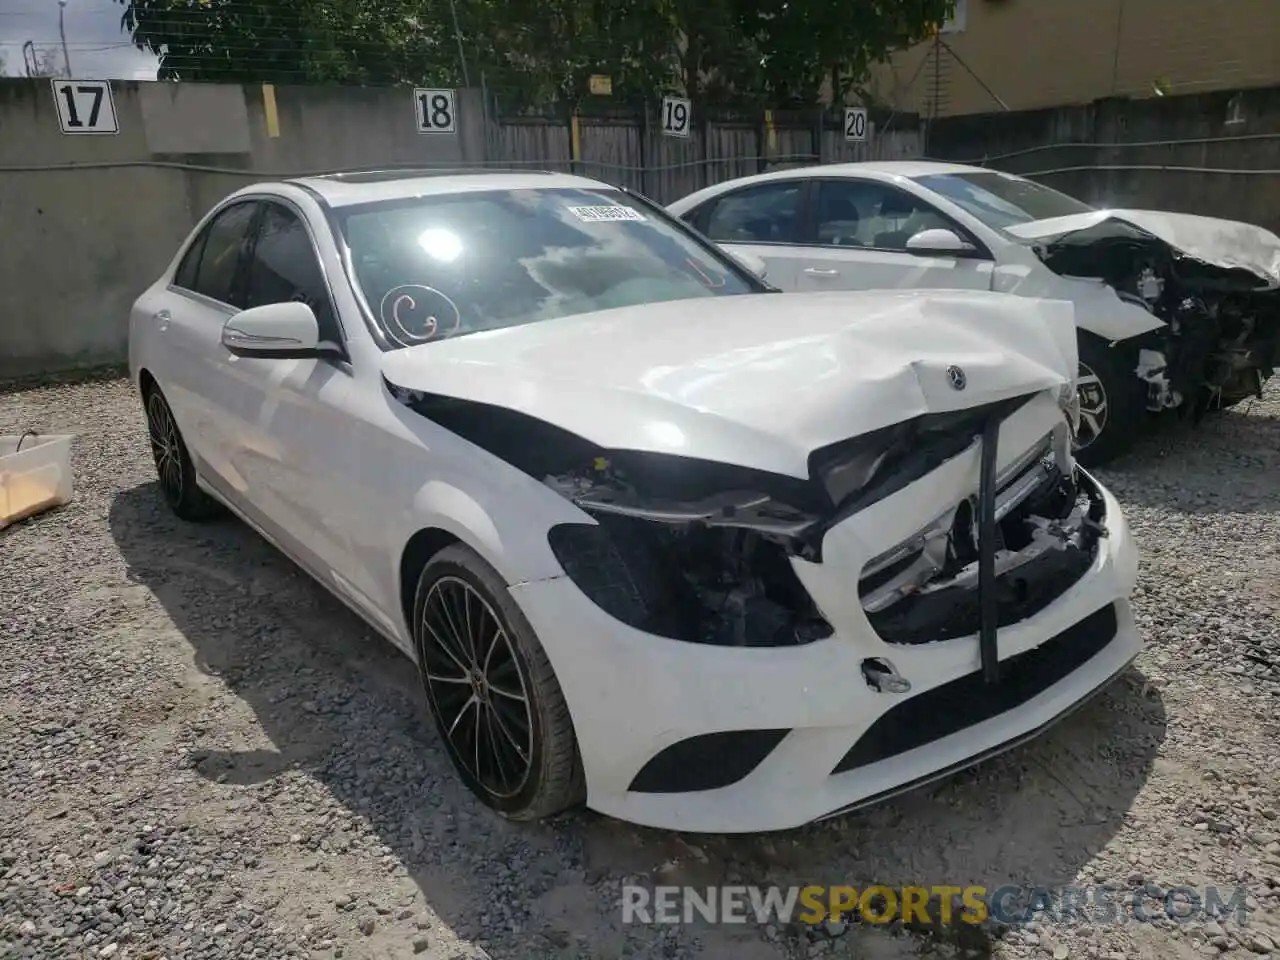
[109,481,1168,960]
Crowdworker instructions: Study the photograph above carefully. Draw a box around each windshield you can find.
[337,186,760,348]
[914,171,1094,231]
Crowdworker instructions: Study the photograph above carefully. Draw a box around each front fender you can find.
[1001,269,1166,342]
[398,472,586,589]
[1061,279,1167,342]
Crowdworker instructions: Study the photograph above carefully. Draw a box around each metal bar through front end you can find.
[978,413,1000,684]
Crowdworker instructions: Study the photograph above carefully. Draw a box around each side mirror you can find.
[221,302,323,359]
[904,227,978,257]
[729,249,769,279]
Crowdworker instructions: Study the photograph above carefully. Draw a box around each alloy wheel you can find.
[1073,362,1109,451]
[419,575,534,799]
[146,392,184,504]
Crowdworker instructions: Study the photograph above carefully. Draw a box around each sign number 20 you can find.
[414,88,457,134]
[843,107,869,142]
[661,96,691,137]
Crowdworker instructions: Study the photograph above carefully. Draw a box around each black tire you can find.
[412,543,585,821]
[142,383,223,522]
[1071,333,1149,469]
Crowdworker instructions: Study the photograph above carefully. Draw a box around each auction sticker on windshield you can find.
[568,205,647,223]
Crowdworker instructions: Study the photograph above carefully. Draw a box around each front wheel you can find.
[1071,334,1149,469]
[412,544,585,821]
[143,384,222,522]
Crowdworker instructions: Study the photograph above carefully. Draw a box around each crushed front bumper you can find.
[510,463,1140,833]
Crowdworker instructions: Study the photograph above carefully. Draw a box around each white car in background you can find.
[668,161,1280,466]
[129,169,1140,833]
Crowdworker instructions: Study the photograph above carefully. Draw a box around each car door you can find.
[792,178,996,293]
[680,179,811,288]
[155,199,261,479]
[207,199,365,596]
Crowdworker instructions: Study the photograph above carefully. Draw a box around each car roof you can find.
[667,160,989,208]
[283,168,615,207]
[793,160,984,179]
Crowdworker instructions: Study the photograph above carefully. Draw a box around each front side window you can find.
[243,203,341,343]
[175,201,258,305]
[914,171,1094,231]
[338,187,759,349]
[700,182,803,244]
[814,180,953,250]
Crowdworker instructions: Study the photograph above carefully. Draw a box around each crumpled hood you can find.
[380,289,1077,479]
[1006,209,1280,287]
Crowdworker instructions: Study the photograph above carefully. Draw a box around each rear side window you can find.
[700,182,803,244]
[172,232,207,290]
[174,201,259,305]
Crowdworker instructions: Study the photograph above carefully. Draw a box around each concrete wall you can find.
[0,81,496,378]
[0,78,920,378]
[869,0,1280,117]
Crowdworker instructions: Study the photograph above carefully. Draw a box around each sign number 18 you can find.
[414,88,457,134]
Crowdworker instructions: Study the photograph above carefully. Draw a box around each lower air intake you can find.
[831,602,1119,775]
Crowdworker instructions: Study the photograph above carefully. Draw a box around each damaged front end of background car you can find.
[390,385,1105,671]
[1022,212,1280,421]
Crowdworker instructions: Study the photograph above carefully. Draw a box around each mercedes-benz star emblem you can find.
[946,365,967,391]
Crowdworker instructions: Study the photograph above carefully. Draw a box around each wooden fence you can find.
[491,113,924,202]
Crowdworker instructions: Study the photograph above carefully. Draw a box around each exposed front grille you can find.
[866,526,1095,643]
[831,602,1119,775]
[864,457,1102,646]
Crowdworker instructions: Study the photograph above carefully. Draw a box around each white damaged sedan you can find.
[128,170,1141,833]
[668,162,1280,466]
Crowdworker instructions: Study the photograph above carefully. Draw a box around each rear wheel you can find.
[143,384,222,521]
[1071,334,1148,468]
[412,543,585,820]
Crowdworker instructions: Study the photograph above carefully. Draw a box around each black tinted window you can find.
[244,204,340,343]
[815,180,953,250]
[339,187,756,349]
[185,202,257,304]
[702,182,802,243]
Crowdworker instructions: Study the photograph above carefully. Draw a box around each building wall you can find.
[868,0,1280,117]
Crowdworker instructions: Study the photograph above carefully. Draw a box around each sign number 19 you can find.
[661,96,691,137]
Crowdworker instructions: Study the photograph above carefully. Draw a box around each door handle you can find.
[154,309,171,331]
[803,267,840,277]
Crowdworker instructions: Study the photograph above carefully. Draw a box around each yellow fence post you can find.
[261,83,280,139]
[570,109,582,173]
[763,109,776,169]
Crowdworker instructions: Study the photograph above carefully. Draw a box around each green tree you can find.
[116,0,467,84]
[729,0,955,106]
[115,0,953,108]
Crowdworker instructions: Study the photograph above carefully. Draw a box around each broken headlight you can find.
[544,458,832,647]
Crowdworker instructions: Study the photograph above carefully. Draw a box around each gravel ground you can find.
[2,374,1279,960]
